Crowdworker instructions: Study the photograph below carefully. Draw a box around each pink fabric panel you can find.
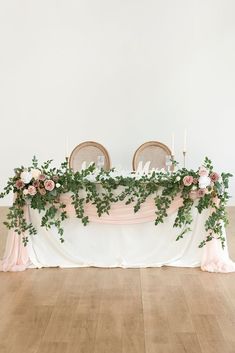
[0,206,31,272]
[64,195,184,224]
[200,197,235,272]
[201,237,235,273]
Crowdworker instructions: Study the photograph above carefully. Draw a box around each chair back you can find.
[69,141,111,171]
[132,141,172,171]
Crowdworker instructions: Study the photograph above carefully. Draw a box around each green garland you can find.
[0,156,232,248]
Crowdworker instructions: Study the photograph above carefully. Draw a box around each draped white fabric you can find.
[28,206,215,269]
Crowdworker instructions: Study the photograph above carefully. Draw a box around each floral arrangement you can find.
[0,156,232,248]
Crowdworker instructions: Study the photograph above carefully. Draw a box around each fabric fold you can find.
[1,195,234,273]
[0,205,31,272]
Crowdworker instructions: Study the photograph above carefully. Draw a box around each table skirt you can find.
[1,198,235,273]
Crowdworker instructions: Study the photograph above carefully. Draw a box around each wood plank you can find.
[67,268,104,353]
[140,268,201,353]
[122,269,145,353]
[36,342,68,353]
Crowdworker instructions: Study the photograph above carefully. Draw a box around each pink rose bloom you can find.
[197,188,206,198]
[183,175,194,186]
[15,180,25,189]
[39,188,46,195]
[28,185,37,196]
[193,178,198,185]
[44,180,55,191]
[33,180,40,188]
[39,174,46,181]
[199,166,209,177]
[210,172,220,183]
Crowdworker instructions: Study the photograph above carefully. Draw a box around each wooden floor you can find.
[0,208,235,353]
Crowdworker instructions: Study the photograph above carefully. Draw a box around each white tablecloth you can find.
[27,206,212,269]
[2,196,235,272]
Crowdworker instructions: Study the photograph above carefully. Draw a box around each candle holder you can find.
[170,155,175,172]
[165,155,172,173]
[183,151,186,168]
[65,156,69,169]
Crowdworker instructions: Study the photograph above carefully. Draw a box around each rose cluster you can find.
[15,169,61,197]
[182,166,220,199]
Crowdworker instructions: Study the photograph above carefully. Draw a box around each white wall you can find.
[0,0,235,205]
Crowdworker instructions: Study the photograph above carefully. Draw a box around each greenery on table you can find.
[0,156,232,248]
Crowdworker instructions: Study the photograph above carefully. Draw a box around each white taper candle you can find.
[183,129,187,152]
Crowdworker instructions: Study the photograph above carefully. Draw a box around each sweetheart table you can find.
[0,157,235,273]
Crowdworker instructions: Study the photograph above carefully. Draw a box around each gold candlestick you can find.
[183,151,186,168]
[66,156,69,169]
[171,154,175,172]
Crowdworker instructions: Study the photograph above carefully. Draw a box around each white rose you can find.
[199,175,211,189]
[31,169,41,179]
[23,189,29,195]
[56,183,61,188]
[20,171,32,184]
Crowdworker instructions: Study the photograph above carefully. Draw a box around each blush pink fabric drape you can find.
[0,205,32,271]
[65,195,183,224]
[1,196,234,272]
[201,237,235,273]
[200,197,235,272]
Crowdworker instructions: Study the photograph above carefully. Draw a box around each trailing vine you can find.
[0,156,232,248]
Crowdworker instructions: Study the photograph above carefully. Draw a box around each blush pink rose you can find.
[23,189,29,196]
[183,175,194,186]
[39,174,46,181]
[199,166,209,177]
[28,185,37,196]
[197,188,206,198]
[39,188,46,195]
[44,180,55,191]
[33,180,40,188]
[210,172,220,183]
[15,180,25,189]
